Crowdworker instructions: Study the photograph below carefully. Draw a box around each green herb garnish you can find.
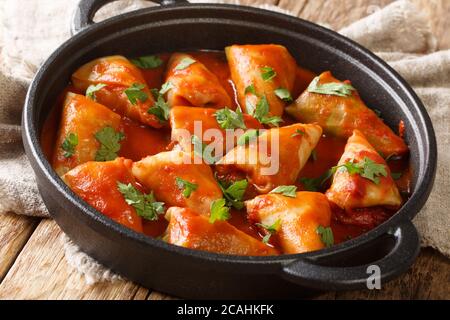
[209,198,231,224]
[61,132,78,158]
[316,225,334,247]
[270,185,297,198]
[117,182,165,221]
[131,55,163,69]
[253,95,283,127]
[217,178,248,210]
[214,107,246,130]
[256,219,281,244]
[159,81,174,95]
[175,177,198,199]
[245,84,256,95]
[391,172,402,180]
[291,129,305,137]
[86,83,107,101]
[148,88,170,123]
[274,88,293,102]
[94,126,125,161]
[175,57,196,70]
[307,76,356,97]
[124,83,148,105]
[261,66,277,81]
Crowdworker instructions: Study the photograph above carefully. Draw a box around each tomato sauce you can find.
[41,50,412,250]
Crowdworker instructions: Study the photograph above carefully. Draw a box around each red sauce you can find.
[41,50,412,250]
[119,118,171,161]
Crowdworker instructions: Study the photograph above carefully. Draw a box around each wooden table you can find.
[0,0,449,300]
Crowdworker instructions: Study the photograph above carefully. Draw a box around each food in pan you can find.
[42,45,410,256]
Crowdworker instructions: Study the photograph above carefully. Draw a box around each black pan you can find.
[22,0,437,299]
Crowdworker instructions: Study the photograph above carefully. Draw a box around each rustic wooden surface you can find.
[0,0,449,300]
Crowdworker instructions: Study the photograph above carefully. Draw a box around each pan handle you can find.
[72,0,189,35]
[281,220,420,291]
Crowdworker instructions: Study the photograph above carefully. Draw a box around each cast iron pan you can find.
[22,0,437,299]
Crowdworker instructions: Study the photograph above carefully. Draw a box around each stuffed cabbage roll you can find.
[132,150,222,215]
[169,106,262,154]
[286,71,408,156]
[52,93,122,176]
[71,55,162,128]
[165,207,278,256]
[246,192,332,254]
[164,53,232,108]
[63,158,143,232]
[216,123,322,193]
[326,130,402,210]
[226,44,297,117]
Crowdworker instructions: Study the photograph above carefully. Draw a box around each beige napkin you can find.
[0,0,449,284]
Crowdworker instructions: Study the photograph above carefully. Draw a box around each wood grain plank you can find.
[0,219,142,300]
[330,248,450,300]
[0,213,39,282]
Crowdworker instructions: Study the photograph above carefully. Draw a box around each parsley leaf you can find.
[86,83,107,101]
[124,83,148,105]
[256,219,281,244]
[339,157,387,184]
[316,225,334,247]
[261,66,277,81]
[94,126,125,161]
[274,88,293,102]
[214,107,246,130]
[117,182,165,221]
[175,177,198,198]
[307,76,356,97]
[159,81,174,95]
[270,185,297,198]
[245,84,256,95]
[148,90,170,123]
[61,132,78,158]
[191,135,218,165]
[175,57,196,70]
[253,95,283,127]
[217,179,248,210]
[131,55,163,69]
[237,129,260,146]
[291,129,305,137]
[209,198,231,223]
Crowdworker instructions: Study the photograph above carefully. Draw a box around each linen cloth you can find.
[0,0,448,283]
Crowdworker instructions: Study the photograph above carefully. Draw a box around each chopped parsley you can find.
[124,83,148,105]
[148,88,170,123]
[159,81,174,95]
[391,172,402,180]
[307,76,356,97]
[256,219,281,244]
[252,95,283,127]
[270,185,297,198]
[274,88,293,102]
[316,225,334,247]
[94,126,124,161]
[291,129,305,137]
[61,132,78,158]
[86,83,107,101]
[245,84,256,95]
[175,57,196,70]
[131,55,163,69]
[214,107,246,129]
[117,182,165,221]
[260,66,277,81]
[175,177,198,199]
[217,178,248,210]
[209,198,231,224]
